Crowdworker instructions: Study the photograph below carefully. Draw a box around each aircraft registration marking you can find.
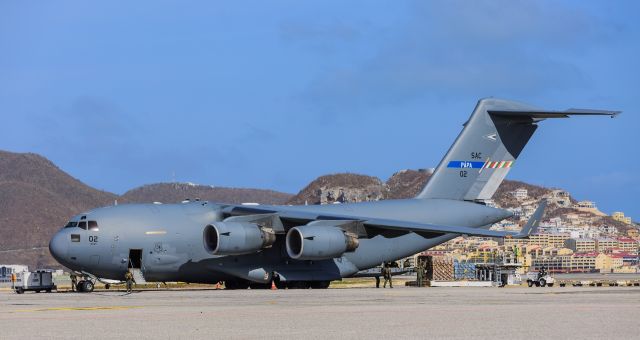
[13,306,142,313]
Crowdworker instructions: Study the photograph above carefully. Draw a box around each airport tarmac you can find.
[1,286,639,339]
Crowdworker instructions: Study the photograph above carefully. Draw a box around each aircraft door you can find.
[128,249,143,269]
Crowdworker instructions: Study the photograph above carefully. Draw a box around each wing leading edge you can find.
[222,200,548,239]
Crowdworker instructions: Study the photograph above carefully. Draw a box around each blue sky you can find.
[1,1,638,219]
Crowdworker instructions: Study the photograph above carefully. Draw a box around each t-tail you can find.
[417,98,619,201]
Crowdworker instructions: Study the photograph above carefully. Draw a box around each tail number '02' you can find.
[89,235,98,245]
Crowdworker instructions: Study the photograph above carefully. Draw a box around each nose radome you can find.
[49,231,68,263]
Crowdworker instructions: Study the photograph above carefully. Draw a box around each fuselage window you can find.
[71,234,80,242]
[78,221,87,230]
[64,221,78,229]
[88,221,99,231]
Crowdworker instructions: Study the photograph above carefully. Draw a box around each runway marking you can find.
[13,306,142,313]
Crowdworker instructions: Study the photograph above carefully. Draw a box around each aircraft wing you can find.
[221,201,547,239]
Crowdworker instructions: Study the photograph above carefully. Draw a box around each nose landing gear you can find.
[76,280,95,293]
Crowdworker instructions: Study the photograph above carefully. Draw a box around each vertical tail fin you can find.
[417,98,619,201]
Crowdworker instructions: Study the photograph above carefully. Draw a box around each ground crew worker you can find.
[416,260,424,287]
[124,270,135,293]
[538,266,547,280]
[70,273,77,292]
[11,272,16,289]
[383,263,393,288]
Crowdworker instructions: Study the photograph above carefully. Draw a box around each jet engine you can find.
[286,225,359,260]
[203,222,276,255]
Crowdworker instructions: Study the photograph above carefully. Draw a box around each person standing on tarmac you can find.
[416,260,424,287]
[124,270,135,293]
[383,263,393,288]
[70,273,77,292]
[11,272,16,290]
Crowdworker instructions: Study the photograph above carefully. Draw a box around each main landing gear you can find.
[224,279,331,290]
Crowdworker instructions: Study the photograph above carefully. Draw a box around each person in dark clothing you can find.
[416,260,424,287]
[70,273,78,292]
[383,263,393,288]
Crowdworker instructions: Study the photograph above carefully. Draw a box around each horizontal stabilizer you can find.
[514,199,547,238]
[488,109,620,119]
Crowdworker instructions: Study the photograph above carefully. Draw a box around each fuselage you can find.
[49,199,511,283]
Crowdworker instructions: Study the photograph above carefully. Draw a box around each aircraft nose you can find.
[49,231,68,263]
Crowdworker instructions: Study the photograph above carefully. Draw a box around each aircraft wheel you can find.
[46,289,52,293]
[287,281,311,289]
[547,283,554,287]
[275,280,287,289]
[249,282,271,289]
[83,281,95,293]
[310,281,330,289]
[539,279,546,287]
[15,287,24,294]
[224,281,235,290]
[527,280,534,287]
[35,290,41,293]
[225,280,250,290]
[76,280,86,292]
[105,283,111,290]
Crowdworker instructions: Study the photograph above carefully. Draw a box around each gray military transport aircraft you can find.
[49,98,619,291]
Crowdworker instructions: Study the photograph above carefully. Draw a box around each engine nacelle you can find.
[203,222,275,255]
[286,225,359,260]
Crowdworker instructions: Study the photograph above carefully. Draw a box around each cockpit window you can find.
[88,221,99,231]
[78,221,87,230]
[64,221,78,229]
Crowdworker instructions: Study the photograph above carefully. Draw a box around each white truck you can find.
[14,270,57,294]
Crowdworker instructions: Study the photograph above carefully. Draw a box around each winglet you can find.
[515,199,547,238]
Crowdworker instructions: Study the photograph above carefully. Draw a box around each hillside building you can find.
[598,224,619,235]
[616,238,639,253]
[612,211,633,225]
[512,188,528,200]
[576,201,596,209]
[596,238,618,252]
[547,190,572,208]
[528,233,571,248]
[565,238,597,252]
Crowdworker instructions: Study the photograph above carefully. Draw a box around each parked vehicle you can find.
[14,270,57,294]
[526,270,555,287]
